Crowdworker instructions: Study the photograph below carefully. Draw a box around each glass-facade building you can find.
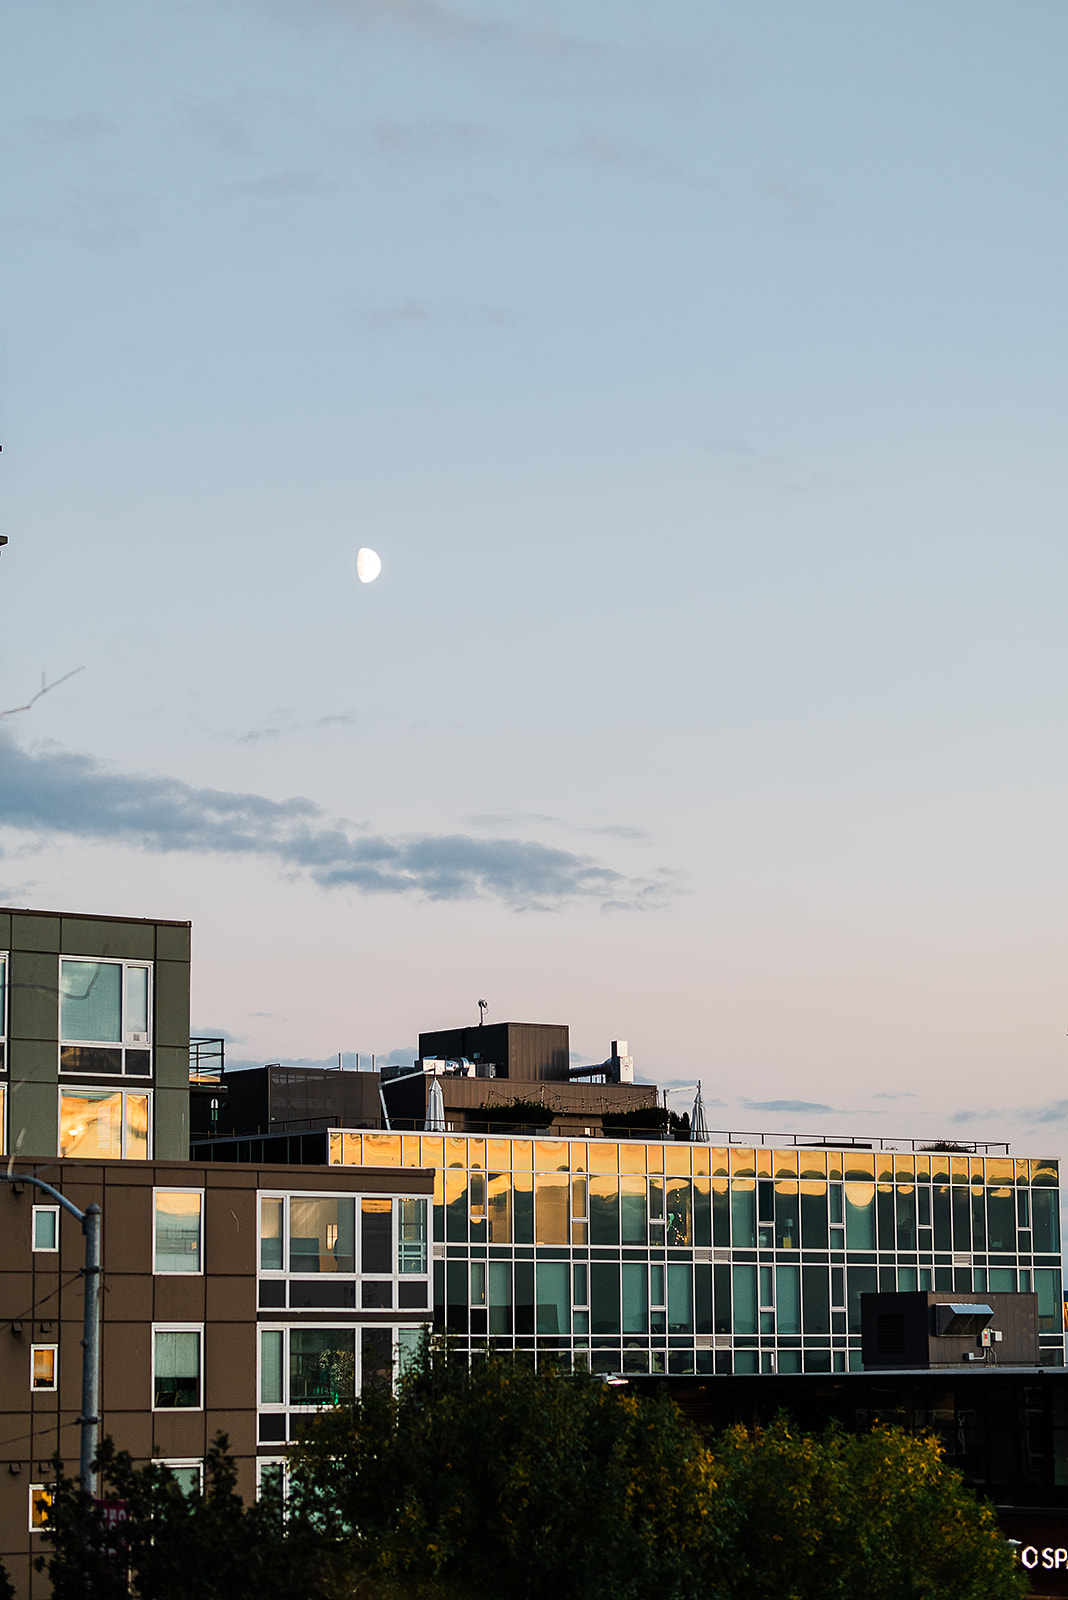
[325,1131,1063,1374]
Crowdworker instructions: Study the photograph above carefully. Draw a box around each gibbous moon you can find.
[356,547,382,584]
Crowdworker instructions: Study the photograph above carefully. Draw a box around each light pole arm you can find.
[0,1173,102,1493]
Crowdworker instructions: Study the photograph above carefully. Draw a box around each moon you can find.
[356,547,382,584]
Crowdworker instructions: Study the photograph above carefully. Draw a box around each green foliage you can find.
[0,1557,13,1600]
[36,1435,324,1600]
[477,1098,556,1126]
[600,1105,670,1136]
[703,1416,1028,1600]
[290,1339,725,1600]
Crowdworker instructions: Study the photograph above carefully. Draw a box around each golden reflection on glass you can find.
[756,1150,773,1179]
[929,1152,950,1184]
[951,1157,970,1186]
[876,1153,894,1184]
[126,1095,149,1160]
[646,1143,664,1173]
[467,1139,486,1171]
[569,1143,587,1172]
[618,1143,645,1175]
[827,1151,843,1181]
[775,1151,798,1178]
[420,1137,444,1169]
[1015,1159,1030,1185]
[587,1142,618,1174]
[731,1149,756,1178]
[1032,1159,1058,1186]
[844,1152,875,1182]
[692,1147,711,1178]
[800,1152,826,1180]
[894,1155,916,1181]
[328,1130,343,1165]
[709,1147,729,1178]
[488,1138,511,1170]
[914,1155,930,1181]
[60,1093,122,1159]
[341,1133,361,1165]
[488,1174,511,1242]
[969,1157,985,1183]
[665,1145,691,1178]
[401,1136,423,1167]
[511,1140,534,1172]
[986,1158,1012,1187]
[445,1136,467,1170]
[535,1173,569,1244]
[535,1141,568,1172]
[364,1134,401,1167]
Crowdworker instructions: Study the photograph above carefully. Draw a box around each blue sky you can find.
[2,1,1068,1153]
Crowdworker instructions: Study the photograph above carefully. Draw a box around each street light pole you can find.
[1,1173,102,1493]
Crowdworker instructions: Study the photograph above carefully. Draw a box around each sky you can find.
[2,1,1068,1157]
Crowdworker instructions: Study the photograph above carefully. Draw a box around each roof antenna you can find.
[478,999,488,1026]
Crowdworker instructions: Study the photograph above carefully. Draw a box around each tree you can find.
[289,1339,728,1600]
[37,1435,324,1600]
[703,1416,1027,1600]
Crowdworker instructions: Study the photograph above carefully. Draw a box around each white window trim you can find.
[258,1322,426,1415]
[32,1204,61,1252]
[153,1187,205,1276]
[29,1484,53,1532]
[151,1323,204,1413]
[58,955,154,1071]
[0,950,7,1041]
[58,1086,153,1161]
[152,1458,203,1494]
[31,1343,59,1393]
[258,1191,432,1292]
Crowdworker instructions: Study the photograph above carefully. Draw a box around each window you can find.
[60,1089,150,1160]
[0,951,6,1071]
[154,1191,203,1273]
[33,1205,60,1252]
[153,1460,202,1496]
[29,1485,53,1531]
[153,1326,202,1410]
[31,1345,58,1391]
[59,958,153,1076]
[259,1324,421,1430]
[258,1192,432,1311]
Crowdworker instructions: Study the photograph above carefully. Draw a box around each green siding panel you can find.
[10,913,61,953]
[154,1088,190,1160]
[9,952,59,1042]
[61,918,155,960]
[155,924,192,962]
[7,1080,58,1159]
[154,960,191,1050]
[6,1039,58,1083]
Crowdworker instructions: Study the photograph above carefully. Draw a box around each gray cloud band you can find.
[0,734,662,910]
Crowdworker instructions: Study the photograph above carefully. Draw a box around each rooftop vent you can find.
[934,1303,993,1337]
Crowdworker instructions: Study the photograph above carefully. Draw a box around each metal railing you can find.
[189,1036,226,1082]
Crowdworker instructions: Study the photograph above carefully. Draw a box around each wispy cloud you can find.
[758,174,832,229]
[741,1098,834,1115]
[350,300,513,334]
[222,169,330,200]
[235,709,358,745]
[27,110,115,144]
[0,734,670,911]
[360,117,500,161]
[551,132,682,180]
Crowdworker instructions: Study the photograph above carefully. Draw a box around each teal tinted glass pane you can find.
[847,1267,877,1335]
[1035,1268,1060,1332]
[125,967,149,1035]
[167,1467,200,1497]
[774,1184,798,1250]
[620,1177,647,1244]
[732,1265,757,1336]
[590,1263,620,1335]
[290,1328,354,1404]
[290,1198,355,1274]
[0,958,5,1033]
[154,1331,200,1408]
[988,1267,1015,1292]
[398,1199,427,1273]
[33,1209,58,1251]
[397,1328,422,1376]
[731,1182,756,1248]
[536,1263,569,1335]
[666,1180,691,1247]
[776,1265,800,1335]
[801,1266,830,1333]
[987,1190,1015,1252]
[622,1264,648,1334]
[801,1187,828,1249]
[845,1185,875,1249]
[260,1330,283,1404]
[60,961,121,1043]
[489,1261,513,1334]
[668,1265,692,1333]
[1033,1191,1059,1254]
[895,1187,916,1249]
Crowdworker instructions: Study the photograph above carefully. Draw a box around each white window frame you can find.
[32,1204,61,1253]
[58,1087,153,1160]
[257,1191,432,1308]
[151,1323,203,1413]
[0,949,7,1054]
[256,1457,288,1501]
[152,1458,203,1495]
[258,1323,425,1423]
[153,1188,204,1276]
[29,1484,53,1532]
[31,1343,59,1392]
[58,956,154,1075]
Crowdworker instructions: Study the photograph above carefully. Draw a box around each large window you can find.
[32,1206,60,1252]
[258,1324,422,1438]
[154,1190,203,1273]
[60,1090,150,1160]
[258,1193,430,1311]
[153,1326,202,1410]
[31,1346,58,1391]
[59,957,153,1076]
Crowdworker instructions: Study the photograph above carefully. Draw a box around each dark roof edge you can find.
[1,906,191,928]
